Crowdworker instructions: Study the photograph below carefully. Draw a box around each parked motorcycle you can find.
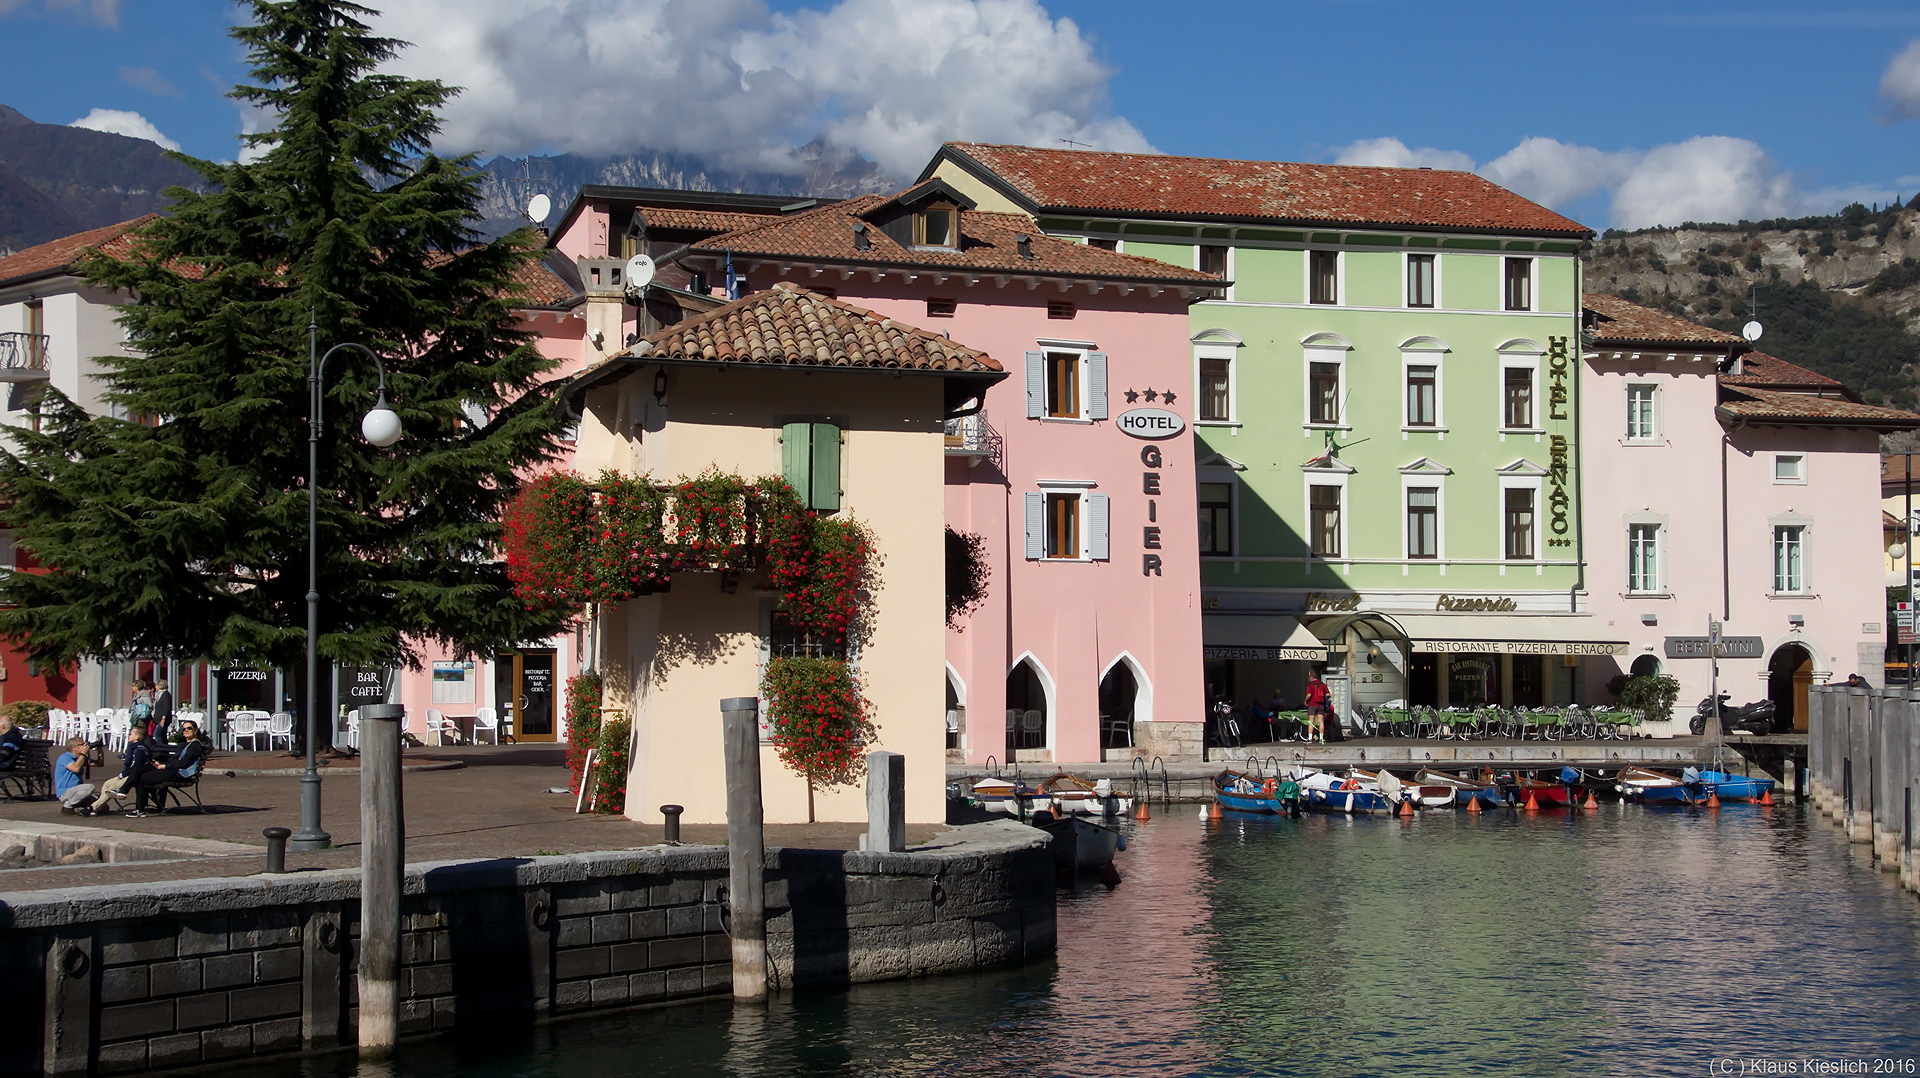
[1688,694,1775,736]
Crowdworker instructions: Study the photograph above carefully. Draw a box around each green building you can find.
[923,143,1625,720]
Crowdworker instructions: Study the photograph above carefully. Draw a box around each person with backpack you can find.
[1303,671,1332,744]
[129,680,155,739]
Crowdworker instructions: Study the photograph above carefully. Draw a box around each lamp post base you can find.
[290,770,331,851]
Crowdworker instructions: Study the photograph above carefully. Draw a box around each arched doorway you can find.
[1098,660,1139,758]
[945,668,964,752]
[1630,654,1661,678]
[1006,658,1049,756]
[1768,644,1814,733]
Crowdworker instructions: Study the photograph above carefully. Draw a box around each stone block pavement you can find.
[0,745,941,894]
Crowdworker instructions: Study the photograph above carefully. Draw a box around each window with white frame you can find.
[1198,482,1234,556]
[1406,253,1436,308]
[1024,348,1108,422]
[1503,257,1533,311]
[1309,362,1341,424]
[1627,523,1662,593]
[1774,454,1805,483]
[1405,364,1437,427]
[1773,524,1806,593]
[1195,343,1235,423]
[1407,487,1438,559]
[1309,250,1339,305]
[1023,488,1109,562]
[1310,483,1343,557]
[1625,384,1659,440]
[1503,366,1535,429]
[1504,486,1536,560]
[1198,244,1229,300]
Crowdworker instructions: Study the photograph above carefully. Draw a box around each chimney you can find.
[1016,233,1033,260]
[854,222,871,251]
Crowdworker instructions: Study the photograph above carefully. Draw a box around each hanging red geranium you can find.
[591,471,668,602]
[502,471,597,611]
[761,655,878,790]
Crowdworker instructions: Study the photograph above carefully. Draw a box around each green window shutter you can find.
[782,422,812,505]
[809,422,841,512]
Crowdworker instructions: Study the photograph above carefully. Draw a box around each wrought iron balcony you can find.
[944,409,998,463]
[0,332,49,383]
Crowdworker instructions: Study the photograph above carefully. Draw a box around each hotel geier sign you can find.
[1121,405,1185,578]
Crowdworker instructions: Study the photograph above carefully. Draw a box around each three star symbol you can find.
[1122,387,1177,406]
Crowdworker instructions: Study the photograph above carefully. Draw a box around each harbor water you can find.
[221,803,1920,1077]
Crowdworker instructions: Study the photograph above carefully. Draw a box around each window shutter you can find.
[1089,493,1110,560]
[1023,492,1044,560]
[781,422,811,506]
[1087,352,1108,420]
[809,422,841,512]
[1025,351,1045,418]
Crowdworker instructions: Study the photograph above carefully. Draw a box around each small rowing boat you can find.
[1415,768,1505,808]
[1297,769,1391,815]
[1513,767,1585,808]
[1037,772,1134,816]
[968,777,1036,813]
[1213,769,1300,814]
[1615,766,1697,804]
[1033,811,1124,874]
[1694,769,1775,802]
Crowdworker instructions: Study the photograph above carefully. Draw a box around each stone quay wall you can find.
[0,820,1053,1077]
[1805,684,1919,894]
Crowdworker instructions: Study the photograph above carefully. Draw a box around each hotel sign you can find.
[1664,636,1764,659]
[1117,408,1185,439]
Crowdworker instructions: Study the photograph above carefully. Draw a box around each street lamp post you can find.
[291,318,403,853]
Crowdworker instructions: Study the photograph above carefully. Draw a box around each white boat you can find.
[1036,773,1133,817]
[1357,769,1456,809]
[1294,769,1390,815]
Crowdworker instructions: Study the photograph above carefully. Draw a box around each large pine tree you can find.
[0,0,569,734]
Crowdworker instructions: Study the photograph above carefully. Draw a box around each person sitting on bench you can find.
[0,716,24,771]
[87,726,152,816]
[133,721,207,815]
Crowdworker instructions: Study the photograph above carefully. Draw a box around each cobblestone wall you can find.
[0,820,1051,1077]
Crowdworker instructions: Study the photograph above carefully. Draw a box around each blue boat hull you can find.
[1303,786,1390,814]
[1696,770,1775,801]
[1217,790,1287,814]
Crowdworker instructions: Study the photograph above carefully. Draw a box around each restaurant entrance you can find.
[494,649,558,742]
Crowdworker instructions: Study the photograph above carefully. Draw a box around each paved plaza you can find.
[0,744,943,893]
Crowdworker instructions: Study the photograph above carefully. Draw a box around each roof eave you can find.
[681,248,1221,289]
[1020,204,1593,240]
[1717,405,1920,432]
[562,351,1006,418]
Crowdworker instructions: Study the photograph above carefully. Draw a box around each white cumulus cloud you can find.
[1478,137,1638,209]
[364,0,1151,180]
[1608,136,1797,228]
[1331,136,1473,172]
[68,108,179,150]
[1881,38,1920,120]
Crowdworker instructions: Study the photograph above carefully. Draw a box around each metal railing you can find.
[943,410,996,459]
[0,332,49,375]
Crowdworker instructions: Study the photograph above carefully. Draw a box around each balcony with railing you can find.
[944,409,999,465]
[0,333,49,383]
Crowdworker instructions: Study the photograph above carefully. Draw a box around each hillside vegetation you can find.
[1584,199,1920,407]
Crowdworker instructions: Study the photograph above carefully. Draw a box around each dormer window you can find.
[915,203,959,249]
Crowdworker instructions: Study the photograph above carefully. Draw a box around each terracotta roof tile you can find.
[1717,385,1920,429]
[1721,350,1843,391]
[942,142,1592,236]
[506,255,578,308]
[690,192,1219,285]
[637,207,777,234]
[1584,294,1747,347]
[0,215,158,287]
[628,281,1000,373]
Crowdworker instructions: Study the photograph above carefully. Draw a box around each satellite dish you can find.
[624,253,656,290]
[526,193,551,225]
[1742,320,1763,343]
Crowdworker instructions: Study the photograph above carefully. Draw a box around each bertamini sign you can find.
[1664,636,1764,659]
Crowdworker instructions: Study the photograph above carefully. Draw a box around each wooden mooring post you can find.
[357,702,407,1058]
[1809,684,1919,895]
[720,696,767,1002]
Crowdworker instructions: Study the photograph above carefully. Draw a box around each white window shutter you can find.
[1088,352,1108,420]
[1024,492,1044,560]
[1025,350,1045,418]
[1089,493,1110,560]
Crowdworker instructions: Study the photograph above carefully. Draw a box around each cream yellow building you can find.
[566,283,1005,825]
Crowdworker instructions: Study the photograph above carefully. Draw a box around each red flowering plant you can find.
[761,655,878,789]
[563,671,604,795]
[785,515,871,639]
[502,471,597,613]
[591,471,668,602]
[670,470,754,570]
[753,476,810,591]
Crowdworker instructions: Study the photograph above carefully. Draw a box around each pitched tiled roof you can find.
[0,215,157,287]
[938,142,1592,236]
[628,281,1000,373]
[637,207,777,234]
[690,193,1220,285]
[1721,350,1844,391]
[506,254,579,308]
[1584,294,1747,347]
[1717,385,1920,429]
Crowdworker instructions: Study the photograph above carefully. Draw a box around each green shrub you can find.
[591,713,631,814]
[1604,674,1681,722]
[2,700,51,729]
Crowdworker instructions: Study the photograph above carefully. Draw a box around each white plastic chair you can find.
[228,712,261,751]
[269,711,294,751]
[1021,709,1044,749]
[425,708,453,746]
[91,708,114,746]
[107,710,131,754]
[345,709,360,750]
[473,706,499,745]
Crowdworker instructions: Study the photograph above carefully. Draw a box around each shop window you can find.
[1199,482,1234,556]
[1310,484,1342,557]
[1504,487,1535,560]
[1407,487,1438,559]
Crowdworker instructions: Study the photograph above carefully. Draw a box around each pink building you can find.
[1580,295,1919,734]
[552,179,1221,763]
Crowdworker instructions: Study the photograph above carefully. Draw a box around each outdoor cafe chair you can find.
[268,712,295,751]
[425,708,458,746]
[106,710,131,753]
[473,706,500,745]
[344,709,360,749]
[1020,709,1044,749]
[228,712,265,752]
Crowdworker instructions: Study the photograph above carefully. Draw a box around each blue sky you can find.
[4,0,1918,231]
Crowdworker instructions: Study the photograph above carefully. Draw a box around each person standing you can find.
[54,737,96,814]
[129,680,155,740]
[1303,672,1331,744]
[150,679,176,741]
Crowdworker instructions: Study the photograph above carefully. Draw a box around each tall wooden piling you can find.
[1847,686,1873,843]
[1877,691,1901,870]
[357,702,406,1058]
[720,697,767,1002]
[867,751,906,854]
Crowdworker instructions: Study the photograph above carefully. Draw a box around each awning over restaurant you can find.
[1387,614,1629,656]
[1202,615,1328,661]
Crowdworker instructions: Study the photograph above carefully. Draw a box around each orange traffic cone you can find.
[1523,791,1539,812]
[1707,790,1721,809]
[1467,796,1482,814]
[1207,800,1223,820]
[1135,799,1151,821]
[1759,789,1774,806]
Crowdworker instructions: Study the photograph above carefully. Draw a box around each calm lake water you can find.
[234,803,1920,1078]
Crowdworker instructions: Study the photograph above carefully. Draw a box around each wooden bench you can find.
[155,744,213,814]
[0,739,54,801]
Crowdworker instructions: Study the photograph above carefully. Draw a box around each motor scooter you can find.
[1688,693,1775,736]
